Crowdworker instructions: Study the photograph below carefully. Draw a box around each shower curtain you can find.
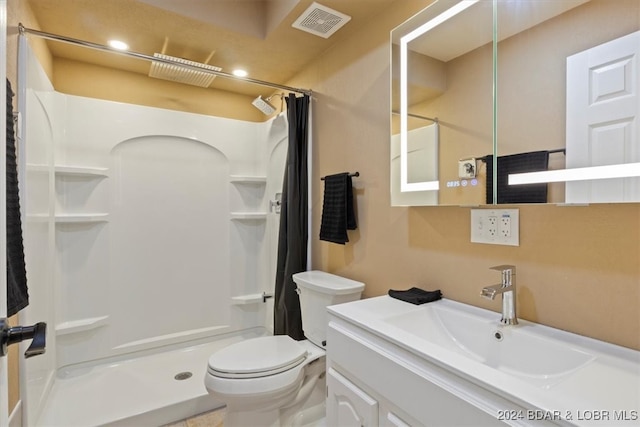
[273,93,309,340]
[6,79,28,316]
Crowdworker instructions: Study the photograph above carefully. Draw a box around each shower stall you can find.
[17,35,302,426]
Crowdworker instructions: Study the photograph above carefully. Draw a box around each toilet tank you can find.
[292,270,365,348]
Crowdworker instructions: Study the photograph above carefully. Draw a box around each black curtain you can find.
[6,79,29,316]
[273,93,309,340]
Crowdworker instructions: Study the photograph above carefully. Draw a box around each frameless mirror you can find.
[391,0,640,206]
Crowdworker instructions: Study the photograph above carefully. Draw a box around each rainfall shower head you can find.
[149,53,222,87]
[252,95,277,115]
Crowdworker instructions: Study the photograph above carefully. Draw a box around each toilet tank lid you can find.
[292,270,365,295]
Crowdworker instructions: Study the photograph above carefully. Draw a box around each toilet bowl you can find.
[204,270,365,426]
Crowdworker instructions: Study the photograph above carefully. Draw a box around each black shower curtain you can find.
[6,79,29,316]
[273,93,309,340]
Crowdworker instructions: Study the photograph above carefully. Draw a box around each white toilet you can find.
[204,270,365,426]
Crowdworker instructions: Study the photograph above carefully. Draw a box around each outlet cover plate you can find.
[471,209,519,246]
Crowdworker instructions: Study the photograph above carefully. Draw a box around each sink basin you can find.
[383,301,595,386]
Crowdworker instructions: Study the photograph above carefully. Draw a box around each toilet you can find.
[204,270,365,426]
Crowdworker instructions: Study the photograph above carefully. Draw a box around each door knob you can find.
[0,318,47,358]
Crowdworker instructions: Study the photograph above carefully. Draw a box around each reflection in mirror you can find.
[497,0,640,204]
[392,0,495,206]
[391,114,439,205]
[391,0,640,206]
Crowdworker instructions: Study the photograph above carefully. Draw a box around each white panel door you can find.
[566,31,640,202]
[327,368,379,427]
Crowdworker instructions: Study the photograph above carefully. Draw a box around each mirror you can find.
[391,0,640,206]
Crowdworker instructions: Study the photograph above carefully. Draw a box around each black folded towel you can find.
[486,151,549,204]
[6,79,29,316]
[319,173,357,244]
[388,287,442,305]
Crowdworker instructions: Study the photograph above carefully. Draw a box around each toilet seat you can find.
[207,335,308,379]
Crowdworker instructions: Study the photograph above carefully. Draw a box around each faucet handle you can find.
[490,265,516,274]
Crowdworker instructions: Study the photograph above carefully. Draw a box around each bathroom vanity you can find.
[326,296,640,426]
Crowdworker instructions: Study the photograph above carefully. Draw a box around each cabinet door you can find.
[327,368,379,427]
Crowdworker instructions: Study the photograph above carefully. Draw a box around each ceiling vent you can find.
[149,53,222,88]
[292,2,351,39]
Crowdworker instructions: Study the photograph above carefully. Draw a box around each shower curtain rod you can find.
[392,110,438,123]
[18,24,312,96]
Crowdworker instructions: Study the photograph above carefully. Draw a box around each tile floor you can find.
[164,407,226,427]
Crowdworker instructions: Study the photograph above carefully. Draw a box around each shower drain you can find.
[174,371,193,381]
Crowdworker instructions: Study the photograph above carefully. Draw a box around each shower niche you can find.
[229,175,270,305]
[230,175,268,221]
[53,165,110,337]
[53,166,109,223]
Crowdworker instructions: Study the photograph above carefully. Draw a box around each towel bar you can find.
[321,171,359,181]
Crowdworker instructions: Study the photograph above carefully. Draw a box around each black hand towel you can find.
[388,287,442,305]
[6,79,29,316]
[486,150,550,204]
[319,173,357,244]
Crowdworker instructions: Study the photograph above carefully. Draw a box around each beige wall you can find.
[284,0,640,350]
[52,58,268,122]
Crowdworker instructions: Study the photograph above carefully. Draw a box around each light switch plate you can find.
[471,209,519,246]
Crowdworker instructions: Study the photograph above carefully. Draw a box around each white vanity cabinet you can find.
[326,313,536,427]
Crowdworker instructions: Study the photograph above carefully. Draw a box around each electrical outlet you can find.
[500,215,511,237]
[471,209,519,246]
[487,216,497,236]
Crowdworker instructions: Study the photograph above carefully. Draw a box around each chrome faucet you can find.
[481,265,518,325]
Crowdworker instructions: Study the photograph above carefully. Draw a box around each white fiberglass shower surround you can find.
[18,40,297,426]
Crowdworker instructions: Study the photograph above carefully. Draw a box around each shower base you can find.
[36,328,268,426]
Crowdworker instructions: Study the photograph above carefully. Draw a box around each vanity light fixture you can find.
[508,162,640,185]
[108,40,129,51]
[399,0,480,192]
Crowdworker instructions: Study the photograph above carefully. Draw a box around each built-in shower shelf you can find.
[56,315,109,336]
[26,163,109,178]
[231,293,271,305]
[55,213,109,223]
[230,212,267,221]
[229,175,267,184]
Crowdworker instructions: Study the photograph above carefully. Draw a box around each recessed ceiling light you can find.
[232,69,248,77]
[108,40,129,50]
